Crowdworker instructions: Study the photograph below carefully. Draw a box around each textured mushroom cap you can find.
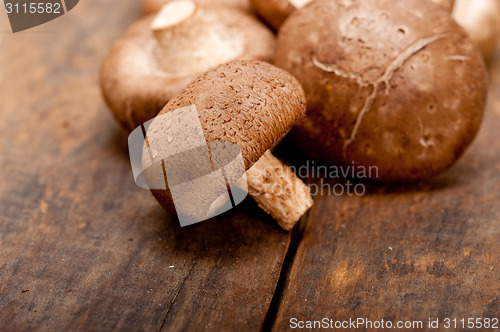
[159,60,306,168]
[148,60,306,217]
[142,0,252,15]
[274,0,487,182]
[251,0,311,31]
[100,7,275,131]
[251,0,296,31]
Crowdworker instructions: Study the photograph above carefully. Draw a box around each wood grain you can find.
[0,1,290,331]
[270,54,500,331]
[1,0,499,330]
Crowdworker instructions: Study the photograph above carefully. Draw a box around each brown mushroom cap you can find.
[100,3,275,131]
[274,0,488,182]
[146,60,306,215]
[157,60,306,168]
[251,0,311,31]
[142,0,252,15]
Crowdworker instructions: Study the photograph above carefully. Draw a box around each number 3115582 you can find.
[5,2,62,14]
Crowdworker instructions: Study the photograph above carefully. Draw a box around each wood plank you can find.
[271,53,500,330]
[0,1,290,331]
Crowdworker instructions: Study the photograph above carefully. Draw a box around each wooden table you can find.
[0,1,498,331]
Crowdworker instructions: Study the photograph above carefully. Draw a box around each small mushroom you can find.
[453,0,500,58]
[100,0,275,131]
[142,0,252,15]
[274,0,488,182]
[250,0,312,31]
[142,60,313,230]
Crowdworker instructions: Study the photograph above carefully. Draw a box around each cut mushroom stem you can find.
[246,151,313,231]
[150,0,242,74]
[151,0,200,47]
[289,0,312,9]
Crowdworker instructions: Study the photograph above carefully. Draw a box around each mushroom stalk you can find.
[150,0,242,74]
[289,0,312,9]
[246,151,313,231]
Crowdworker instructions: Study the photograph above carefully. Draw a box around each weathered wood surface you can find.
[0,2,290,331]
[271,55,500,330]
[1,0,499,331]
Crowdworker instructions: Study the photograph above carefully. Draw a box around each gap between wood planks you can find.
[260,211,310,332]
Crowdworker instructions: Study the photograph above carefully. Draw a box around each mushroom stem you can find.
[289,0,312,9]
[151,0,200,47]
[150,0,242,75]
[246,151,313,231]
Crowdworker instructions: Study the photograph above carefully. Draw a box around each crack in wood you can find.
[260,218,305,332]
[158,253,201,332]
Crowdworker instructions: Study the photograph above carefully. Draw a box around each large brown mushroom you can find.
[274,0,488,182]
[142,60,313,230]
[100,0,274,131]
[142,0,252,15]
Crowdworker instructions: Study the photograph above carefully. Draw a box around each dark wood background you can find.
[0,1,498,331]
